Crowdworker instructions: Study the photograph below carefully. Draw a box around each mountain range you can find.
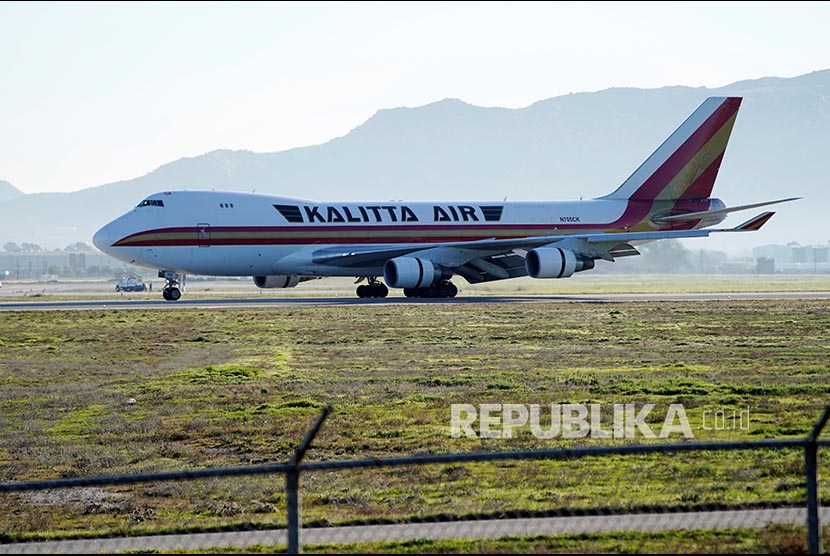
[2,70,827,254]
[0,180,23,203]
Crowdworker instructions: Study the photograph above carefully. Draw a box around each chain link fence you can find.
[1,406,828,554]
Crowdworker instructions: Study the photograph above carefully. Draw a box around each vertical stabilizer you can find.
[600,97,741,202]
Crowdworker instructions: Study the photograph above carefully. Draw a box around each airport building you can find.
[753,242,830,273]
[0,249,144,280]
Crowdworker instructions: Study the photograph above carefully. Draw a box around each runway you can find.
[0,291,829,311]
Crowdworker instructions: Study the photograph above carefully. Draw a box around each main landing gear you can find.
[354,277,458,298]
[356,277,389,298]
[159,270,183,301]
[403,280,458,298]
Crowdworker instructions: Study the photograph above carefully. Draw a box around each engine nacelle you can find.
[253,275,301,289]
[383,257,436,289]
[525,248,595,279]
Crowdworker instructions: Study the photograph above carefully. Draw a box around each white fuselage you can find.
[93,190,720,277]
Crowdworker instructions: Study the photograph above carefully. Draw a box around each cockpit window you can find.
[137,199,165,207]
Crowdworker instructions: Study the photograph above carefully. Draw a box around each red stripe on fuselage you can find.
[133,235,530,246]
[117,222,630,239]
[111,213,660,247]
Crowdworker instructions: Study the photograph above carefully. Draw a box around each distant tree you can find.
[637,240,693,273]
[85,265,110,276]
[2,241,21,252]
[20,242,43,252]
[64,242,92,252]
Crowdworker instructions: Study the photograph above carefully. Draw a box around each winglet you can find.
[732,211,775,231]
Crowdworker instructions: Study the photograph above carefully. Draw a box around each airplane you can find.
[93,96,797,301]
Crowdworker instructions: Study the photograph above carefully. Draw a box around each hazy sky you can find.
[1,1,828,194]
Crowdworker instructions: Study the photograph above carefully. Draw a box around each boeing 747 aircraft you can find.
[93,96,796,300]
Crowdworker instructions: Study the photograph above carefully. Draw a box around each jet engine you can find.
[383,257,436,289]
[253,275,302,289]
[525,247,594,279]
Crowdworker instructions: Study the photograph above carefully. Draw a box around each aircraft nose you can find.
[92,225,112,252]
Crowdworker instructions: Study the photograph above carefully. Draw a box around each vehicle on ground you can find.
[115,276,146,292]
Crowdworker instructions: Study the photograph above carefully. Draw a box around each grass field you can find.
[0,298,829,550]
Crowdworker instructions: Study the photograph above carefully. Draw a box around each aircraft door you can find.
[197,223,211,247]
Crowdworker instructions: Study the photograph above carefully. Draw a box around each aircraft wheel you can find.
[163,287,181,301]
[356,285,368,298]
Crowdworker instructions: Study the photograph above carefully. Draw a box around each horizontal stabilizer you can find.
[731,211,775,231]
[652,197,799,223]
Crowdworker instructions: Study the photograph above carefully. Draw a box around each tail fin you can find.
[600,97,742,202]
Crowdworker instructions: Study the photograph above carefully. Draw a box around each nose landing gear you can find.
[159,270,184,301]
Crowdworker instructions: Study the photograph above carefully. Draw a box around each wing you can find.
[311,212,777,282]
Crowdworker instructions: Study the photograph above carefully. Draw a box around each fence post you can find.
[286,467,300,554]
[286,405,332,555]
[806,406,830,554]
